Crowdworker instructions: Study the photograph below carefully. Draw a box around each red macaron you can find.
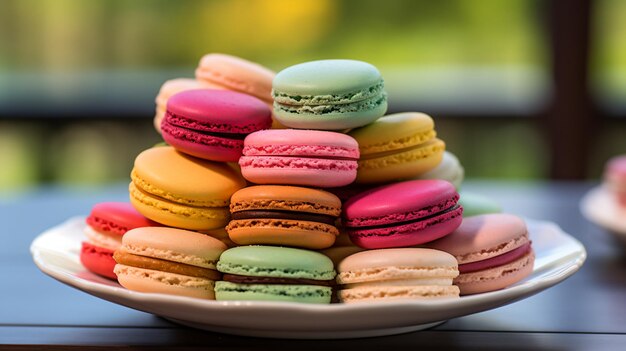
[80,202,157,279]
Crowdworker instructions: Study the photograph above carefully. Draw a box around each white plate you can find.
[31,217,586,339]
[580,186,626,236]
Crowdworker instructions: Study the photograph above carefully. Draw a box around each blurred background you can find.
[0,0,625,193]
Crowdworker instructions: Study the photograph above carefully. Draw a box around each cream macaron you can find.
[336,248,460,303]
[114,227,227,299]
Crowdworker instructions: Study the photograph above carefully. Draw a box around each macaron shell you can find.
[455,250,535,295]
[121,227,227,269]
[243,129,360,158]
[217,246,335,280]
[215,281,332,303]
[356,138,445,184]
[165,89,271,132]
[230,185,341,215]
[129,182,231,230]
[239,156,357,187]
[86,202,156,236]
[226,219,338,249]
[338,285,460,303]
[273,59,383,96]
[114,265,216,299]
[80,242,117,279]
[195,53,275,102]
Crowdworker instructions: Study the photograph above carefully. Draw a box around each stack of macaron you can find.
[78,54,535,303]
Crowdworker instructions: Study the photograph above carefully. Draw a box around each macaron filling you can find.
[222,274,335,287]
[114,251,221,280]
[231,210,337,225]
[458,242,533,274]
[274,92,387,116]
[273,81,386,106]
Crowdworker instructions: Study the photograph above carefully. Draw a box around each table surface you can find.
[1,181,625,350]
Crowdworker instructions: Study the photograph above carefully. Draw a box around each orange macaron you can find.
[226,185,341,249]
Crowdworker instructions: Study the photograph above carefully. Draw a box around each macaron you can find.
[114,227,227,299]
[129,146,246,230]
[458,192,502,217]
[426,214,535,295]
[239,129,359,187]
[195,53,275,104]
[153,78,218,133]
[226,185,341,249]
[319,230,365,267]
[215,246,336,304]
[343,180,463,249]
[349,112,445,184]
[80,202,156,279]
[272,59,387,130]
[336,248,460,303]
[161,89,272,162]
[604,155,626,207]
[416,151,464,189]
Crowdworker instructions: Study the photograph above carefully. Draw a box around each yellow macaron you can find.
[349,112,445,184]
[129,146,246,230]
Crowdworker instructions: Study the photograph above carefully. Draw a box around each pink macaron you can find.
[80,202,157,279]
[426,213,535,295]
[239,129,359,187]
[161,89,272,162]
[604,155,626,207]
[342,180,463,249]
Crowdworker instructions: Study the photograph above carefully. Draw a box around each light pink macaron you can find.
[426,213,535,295]
[239,129,359,188]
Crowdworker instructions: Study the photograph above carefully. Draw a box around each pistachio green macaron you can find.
[272,59,388,130]
[215,246,336,303]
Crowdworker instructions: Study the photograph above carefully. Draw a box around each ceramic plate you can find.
[580,186,626,236]
[31,217,586,339]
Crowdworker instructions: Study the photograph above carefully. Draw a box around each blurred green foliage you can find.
[0,0,544,70]
[0,0,625,191]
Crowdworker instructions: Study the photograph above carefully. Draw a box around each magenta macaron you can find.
[342,179,463,249]
[239,129,359,188]
[161,89,272,162]
[426,213,535,295]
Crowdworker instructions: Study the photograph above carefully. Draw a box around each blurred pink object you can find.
[604,155,626,207]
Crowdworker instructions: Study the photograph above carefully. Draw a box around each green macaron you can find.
[459,192,502,217]
[272,59,388,130]
[215,246,336,304]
